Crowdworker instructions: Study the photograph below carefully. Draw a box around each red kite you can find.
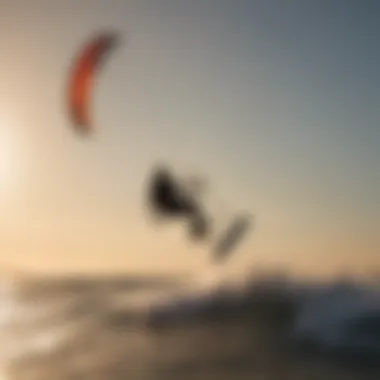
[67,32,119,134]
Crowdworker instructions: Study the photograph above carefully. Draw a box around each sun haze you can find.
[0,1,379,279]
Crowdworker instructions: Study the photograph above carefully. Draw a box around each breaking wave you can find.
[0,271,379,380]
[147,274,380,358]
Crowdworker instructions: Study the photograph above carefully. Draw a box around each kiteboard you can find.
[213,214,252,263]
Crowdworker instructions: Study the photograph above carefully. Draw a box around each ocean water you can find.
[0,273,379,380]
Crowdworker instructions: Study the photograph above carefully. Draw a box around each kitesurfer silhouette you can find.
[150,166,197,216]
[148,165,209,239]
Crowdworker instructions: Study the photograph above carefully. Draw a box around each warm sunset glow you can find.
[0,126,15,194]
[0,2,378,276]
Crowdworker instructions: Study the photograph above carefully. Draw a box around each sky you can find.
[0,0,379,278]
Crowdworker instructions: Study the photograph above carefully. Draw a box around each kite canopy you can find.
[67,32,119,134]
